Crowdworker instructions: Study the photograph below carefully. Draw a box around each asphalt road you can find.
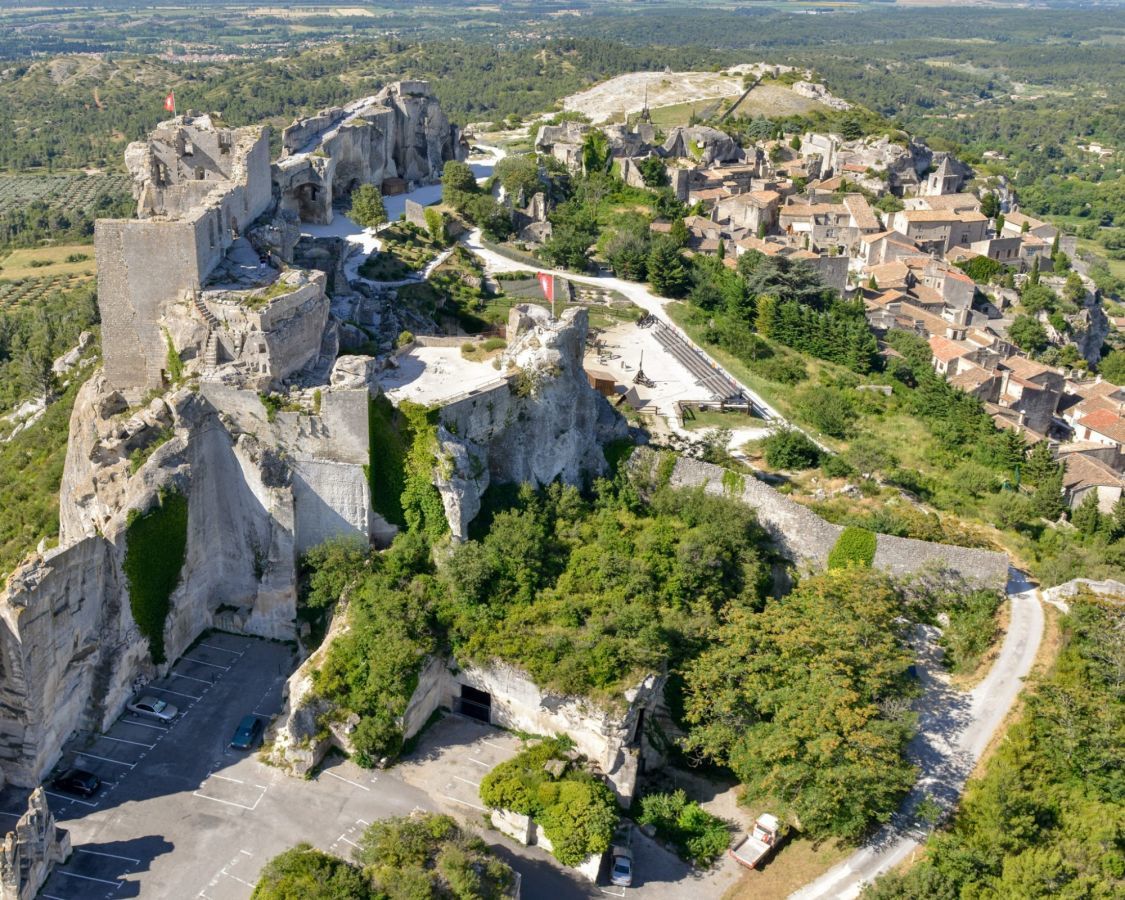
[789,569,1045,900]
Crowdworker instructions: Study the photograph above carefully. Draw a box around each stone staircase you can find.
[191,291,220,329]
[202,331,220,367]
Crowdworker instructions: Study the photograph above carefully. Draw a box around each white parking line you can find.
[121,720,168,732]
[0,811,21,818]
[438,793,488,812]
[338,836,361,849]
[600,889,626,897]
[44,791,99,808]
[182,657,231,670]
[72,751,135,768]
[41,894,67,900]
[482,740,515,754]
[58,870,121,886]
[321,770,370,791]
[468,758,491,768]
[200,643,244,655]
[170,673,214,684]
[192,790,265,811]
[239,849,252,856]
[209,773,243,784]
[146,686,202,701]
[70,747,135,769]
[220,871,256,888]
[100,735,155,749]
[453,775,481,787]
[78,848,142,864]
[357,819,371,826]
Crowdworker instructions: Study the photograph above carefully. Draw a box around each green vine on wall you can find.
[123,488,188,664]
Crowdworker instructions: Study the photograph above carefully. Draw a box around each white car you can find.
[610,850,633,887]
[127,695,179,722]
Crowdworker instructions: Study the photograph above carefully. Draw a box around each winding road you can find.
[790,569,1044,899]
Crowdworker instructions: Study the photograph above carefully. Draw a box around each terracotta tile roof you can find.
[913,194,982,212]
[1001,355,1058,381]
[950,365,995,390]
[843,194,880,231]
[1078,408,1125,443]
[1006,210,1048,230]
[1063,453,1124,490]
[780,202,847,218]
[865,260,912,286]
[930,334,974,363]
[841,163,869,173]
[860,229,894,244]
[900,209,988,223]
[749,190,781,204]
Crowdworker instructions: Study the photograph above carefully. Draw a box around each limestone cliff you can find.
[434,304,627,539]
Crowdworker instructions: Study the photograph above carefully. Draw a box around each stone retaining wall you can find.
[633,449,1009,589]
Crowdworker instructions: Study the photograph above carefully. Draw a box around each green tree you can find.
[1052,250,1071,274]
[441,159,478,211]
[1029,468,1064,520]
[648,237,691,298]
[1071,491,1101,535]
[1027,254,1040,285]
[604,227,650,281]
[1009,315,1048,353]
[1023,440,1060,488]
[637,155,668,188]
[1062,271,1086,307]
[1099,349,1125,384]
[423,207,446,245]
[683,568,917,842]
[580,129,610,175]
[981,192,1001,219]
[347,184,387,228]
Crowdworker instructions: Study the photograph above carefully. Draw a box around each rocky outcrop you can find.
[433,305,627,539]
[275,82,467,225]
[661,125,743,166]
[0,788,70,900]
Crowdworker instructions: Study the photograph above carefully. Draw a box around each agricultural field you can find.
[0,244,96,281]
[0,273,93,310]
[0,174,131,216]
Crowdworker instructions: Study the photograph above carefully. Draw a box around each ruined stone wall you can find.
[635,451,1009,588]
[95,217,204,398]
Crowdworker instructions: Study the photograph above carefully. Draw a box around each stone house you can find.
[890,209,989,254]
[714,189,781,235]
[1061,451,1124,514]
[995,356,1066,435]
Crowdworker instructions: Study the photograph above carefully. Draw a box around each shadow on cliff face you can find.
[39,834,174,898]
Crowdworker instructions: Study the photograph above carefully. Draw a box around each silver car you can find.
[127,695,179,722]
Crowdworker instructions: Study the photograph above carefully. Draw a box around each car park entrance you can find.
[456,684,492,723]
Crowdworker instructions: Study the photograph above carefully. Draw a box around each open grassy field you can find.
[0,244,96,281]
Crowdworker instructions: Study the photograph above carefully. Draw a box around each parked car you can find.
[229,715,265,750]
[610,848,634,887]
[52,768,101,798]
[127,695,179,722]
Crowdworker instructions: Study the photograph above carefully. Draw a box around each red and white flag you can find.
[163,91,176,114]
[536,272,554,303]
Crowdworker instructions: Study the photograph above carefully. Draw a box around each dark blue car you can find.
[229,715,265,750]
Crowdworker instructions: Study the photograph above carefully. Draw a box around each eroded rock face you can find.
[433,305,627,540]
[276,82,467,224]
[661,126,743,166]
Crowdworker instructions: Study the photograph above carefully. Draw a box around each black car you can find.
[229,715,265,750]
[52,768,101,798]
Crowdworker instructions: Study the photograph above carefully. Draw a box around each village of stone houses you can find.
[0,23,1121,900]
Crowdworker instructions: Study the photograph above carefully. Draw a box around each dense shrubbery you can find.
[310,532,438,765]
[683,568,919,842]
[865,595,1125,899]
[443,480,770,698]
[827,526,876,569]
[252,813,514,900]
[636,789,730,866]
[123,489,188,664]
[761,425,821,470]
[366,396,446,539]
[479,738,617,866]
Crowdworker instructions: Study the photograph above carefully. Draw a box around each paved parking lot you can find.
[0,636,741,899]
[0,633,437,899]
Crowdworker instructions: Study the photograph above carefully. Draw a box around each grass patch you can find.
[358,251,416,281]
[0,243,97,280]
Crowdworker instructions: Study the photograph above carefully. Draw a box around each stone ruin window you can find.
[230,217,240,240]
[195,166,205,181]
[218,132,232,155]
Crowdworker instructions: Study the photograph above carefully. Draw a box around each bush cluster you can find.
[479,738,618,866]
[828,526,877,569]
[636,789,730,866]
